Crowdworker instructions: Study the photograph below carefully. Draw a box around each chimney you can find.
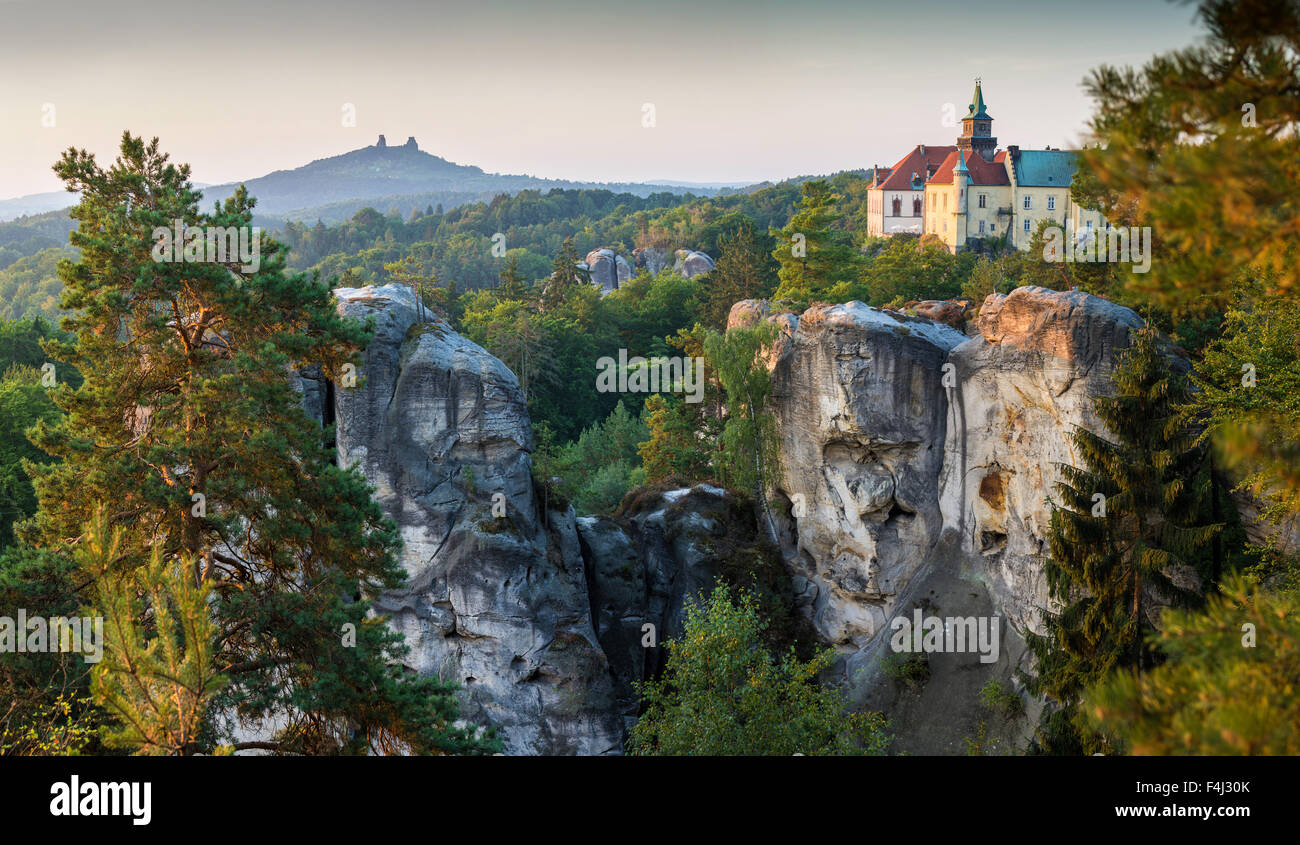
[919,144,926,155]
[376,134,387,148]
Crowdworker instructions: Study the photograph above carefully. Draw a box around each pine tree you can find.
[80,506,227,756]
[481,304,557,406]
[1025,324,1219,753]
[383,255,437,322]
[495,254,530,301]
[21,133,497,755]
[703,321,782,544]
[701,217,776,328]
[771,180,863,303]
[638,394,711,482]
[542,237,590,309]
[1080,0,1300,306]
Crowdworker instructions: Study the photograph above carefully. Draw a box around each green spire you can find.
[968,78,991,120]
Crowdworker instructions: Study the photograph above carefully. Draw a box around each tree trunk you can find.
[746,397,779,547]
[1210,451,1223,585]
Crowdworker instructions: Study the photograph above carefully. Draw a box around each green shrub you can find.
[629,584,891,756]
[882,652,931,690]
[978,680,1024,718]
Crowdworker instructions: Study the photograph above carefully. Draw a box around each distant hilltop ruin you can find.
[374,135,419,151]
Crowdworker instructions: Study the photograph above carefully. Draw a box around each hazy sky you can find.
[0,0,1204,199]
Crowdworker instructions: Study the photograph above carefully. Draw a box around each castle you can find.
[866,81,1106,253]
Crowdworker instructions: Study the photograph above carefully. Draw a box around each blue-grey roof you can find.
[1013,149,1078,187]
[968,82,991,120]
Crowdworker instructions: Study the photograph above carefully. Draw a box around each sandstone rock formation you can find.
[577,484,731,732]
[731,286,1154,751]
[633,246,670,275]
[315,281,1219,755]
[753,301,969,649]
[732,287,1149,648]
[907,299,970,330]
[583,247,633,294]
[310,286,751,754]
[672,248,715,279]
[939,287,1145,631]
[323,284,622,755]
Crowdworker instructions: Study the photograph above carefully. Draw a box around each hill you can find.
[0,135,739,234]
[191,135,733,223]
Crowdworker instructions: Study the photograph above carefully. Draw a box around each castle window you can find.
[979,220,986,234]
[913,198,921,216]
[892,197,901,216]
[1023,196,1032,210]
[978,194,986,208]
[1023,219,1031,233]
[1047,195,1056,211]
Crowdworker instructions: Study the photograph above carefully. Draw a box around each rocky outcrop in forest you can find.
[731,286,1156,752]
[308,283,1195,754]
[579,246,717,294]
[317,285,620,754]
[304,285,743,754]
[583,248,633,294]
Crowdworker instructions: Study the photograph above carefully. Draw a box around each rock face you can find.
[327,284,621,755]
[672,248,715,279]
[315,287,747,754]
[314,281,1219,755]
[735,288,1148,645]
[939,287,1144,632]
[753,301,969,649]
[908,299,969,330]
[633,246,670,276]
[733,287,1151,750]
[577,485,731,732]
[583,247,633,294]
[1231,489,1300,557]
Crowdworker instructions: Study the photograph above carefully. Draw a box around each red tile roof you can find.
[872,145,958,191]
[928,149,1009,186]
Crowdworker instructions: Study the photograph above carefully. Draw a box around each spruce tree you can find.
[542,237,590,309]
[1025,324,1219,753]
[638,394,711,483]
[701,217,777,328]
[771,180,863,303]
[22,133,496,754]
[495,254,530,301]
[1084,572,1300,755]
[703,321,781,544]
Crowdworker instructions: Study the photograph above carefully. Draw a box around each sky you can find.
[0,0,1205,199]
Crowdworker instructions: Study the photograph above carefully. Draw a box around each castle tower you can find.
[953,149,969,250]
[958,79,997,161]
